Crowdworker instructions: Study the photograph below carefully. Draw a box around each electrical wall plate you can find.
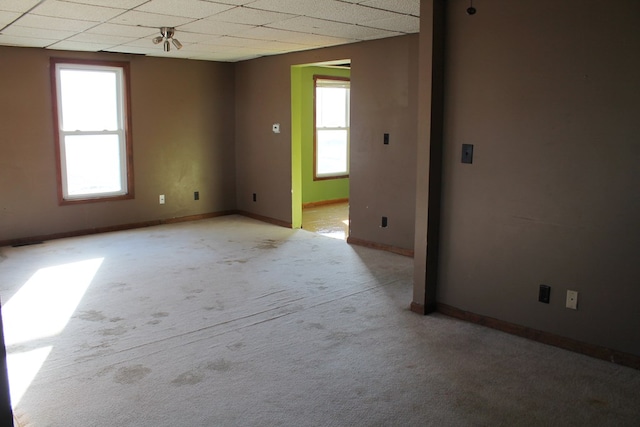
[539,285,551,304]
[272,123,280,133]
[461,144,474,164]
[566,290,578,310]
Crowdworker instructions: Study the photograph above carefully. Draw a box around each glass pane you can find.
[59,69,118,132]
[64,135,123,196]
[317,130,348,175]
[316,87,348,128]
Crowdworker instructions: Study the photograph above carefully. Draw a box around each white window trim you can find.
[314,77,350,180]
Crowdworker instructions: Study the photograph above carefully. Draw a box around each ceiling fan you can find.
[152,27,182,52]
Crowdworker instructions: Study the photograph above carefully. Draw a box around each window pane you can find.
[317,87,348,128]
[59,69,118,132]
[317,130,348,175]
[64,135,122,196]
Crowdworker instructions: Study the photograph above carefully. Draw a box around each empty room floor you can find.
[1,215,639,426]
[302,201,349,240]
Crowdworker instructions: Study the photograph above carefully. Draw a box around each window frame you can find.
[50,58,134,205]
[313,75,350,181]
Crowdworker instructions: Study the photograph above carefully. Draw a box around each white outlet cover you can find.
[272,123,280,133]
[566,290,578,310]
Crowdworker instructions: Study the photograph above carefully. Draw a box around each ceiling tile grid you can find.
[0,0,420,62]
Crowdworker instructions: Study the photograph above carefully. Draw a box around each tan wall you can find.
[0,47,236,242]
[235,35,419,250]
[435,0,640,355]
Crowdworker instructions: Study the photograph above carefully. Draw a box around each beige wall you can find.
[0,47,236,242]
[431,0,640,355]
[235,35,419,251]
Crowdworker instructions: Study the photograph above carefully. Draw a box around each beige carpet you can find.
[0,215,639,426]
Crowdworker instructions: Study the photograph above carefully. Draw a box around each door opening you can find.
[291,60,351,240]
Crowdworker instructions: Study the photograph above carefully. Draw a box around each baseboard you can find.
[410,302,425,315]
[0,210,237,248]
[347,236,414,257]
[437,303,640,371]
[302,198,349,208]
[236,211,292,228]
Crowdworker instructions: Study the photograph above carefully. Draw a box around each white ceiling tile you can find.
[362,0,420,16]
[1,24,76,40]
[365,15,419,33]
[253,41,316,53]
[67,32,137,45]
[31,0,125,22]
[165,31,213,43]
[178,19,254,36]
[109,10,195,27]
[199,37,308,55]
[202,0,257,5]
[135,0,234,19]
[198,35,273,48]
[63,0,147,8]
[121,37,168,48]
[0,0,421,62]
[47,40,116,51]
[87,23,158,38]
[0,11,20,27]
[249,0,397,24]
[208,7,295,26]
[236,26,355,47]
[102,44,156,55]
[0,34,54,47]
[267,16,398,41]
[13,14,97,32]
[0,0,42,13]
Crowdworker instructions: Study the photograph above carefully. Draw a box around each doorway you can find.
[291,61,351,239]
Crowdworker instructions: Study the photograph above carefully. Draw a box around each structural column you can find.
[412,0,446,314]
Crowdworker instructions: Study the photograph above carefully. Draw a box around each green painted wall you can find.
[297,66,350,205]
[290,66,303,228]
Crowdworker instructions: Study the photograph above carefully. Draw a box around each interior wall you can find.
[0,47,236,243]
[299,66,350,205]
[235,35,418,250]
[437,0,640,355]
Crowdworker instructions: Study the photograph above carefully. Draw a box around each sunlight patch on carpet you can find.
[3,257,103,407]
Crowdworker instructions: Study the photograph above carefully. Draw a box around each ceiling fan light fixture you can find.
[153,27,182,52]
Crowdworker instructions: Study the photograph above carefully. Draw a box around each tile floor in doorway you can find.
[302,202,349,240]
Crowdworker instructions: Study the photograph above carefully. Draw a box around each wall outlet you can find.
[538,285,551,304]
[566,290,578,310]
[381,216,388,228]
[194,191,199,201]
[461,144,474,164]
[159,194,165,204]
[252,193,257,202]
[384,133,389,145]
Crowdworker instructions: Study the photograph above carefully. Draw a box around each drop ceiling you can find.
[0,0,419,62]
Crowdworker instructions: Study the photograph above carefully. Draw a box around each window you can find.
[51,59,134,203]
[314,76,350,180]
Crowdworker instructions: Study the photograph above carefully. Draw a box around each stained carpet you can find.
[0,215,639,426]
